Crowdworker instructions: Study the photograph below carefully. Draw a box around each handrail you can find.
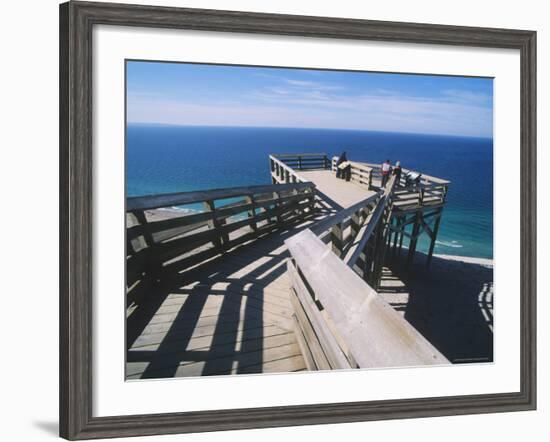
[331,156,374,190]
[286,229,449,369]
[309,192,382,236]
[126,181,317,304]
[331,156,449,206]
[356,160,450,186]
[127,182,313,211]
[269,155,310,184]
[346,175,397,270]
[273,153,327,158]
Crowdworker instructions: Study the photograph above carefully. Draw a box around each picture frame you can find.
[59,1,537,439]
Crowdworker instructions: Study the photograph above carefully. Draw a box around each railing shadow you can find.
[126,216,322,379]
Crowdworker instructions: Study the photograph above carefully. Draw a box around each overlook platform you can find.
[125,153,491,379]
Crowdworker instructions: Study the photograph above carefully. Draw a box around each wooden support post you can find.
[331,222,344,257]
[298,155,302,170]
[361,242,373,283]
[398,215,406,256]
[133,211,154,247]
[245,195,257,232]
[308,188,316,214]
[418,187,425,206]
[350,210,361,242]
[370,224,384,288]
[131,210,161,277]
[406,211,421,267]
[426,209,443,267]
[285,169,290,183]
[392,216,401,259]
[273,191,282,226]
[203,200,225,250]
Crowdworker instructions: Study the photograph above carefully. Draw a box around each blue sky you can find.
[126,61,493,138]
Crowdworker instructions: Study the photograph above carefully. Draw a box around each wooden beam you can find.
[427,209,443,267]
[286,230,449,368]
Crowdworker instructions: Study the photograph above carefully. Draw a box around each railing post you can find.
[245,194,258,231]
[331,222,344,257]
[203,200,225,250]
[285,169,290,183]
[350,210,361,242]
[308,186,316,214]
[368,170,373,190]
[273,191,282,226]
[298,155,302,170]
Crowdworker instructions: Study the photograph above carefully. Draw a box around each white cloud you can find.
[284,79,344,91]
[442,89,492,104]
[127,89,492,138]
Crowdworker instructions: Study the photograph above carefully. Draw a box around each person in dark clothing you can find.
[335,151,348,179]
[392,161,402,186]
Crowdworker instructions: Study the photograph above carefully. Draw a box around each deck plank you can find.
[299,170,376,208]
[126,215,324,379]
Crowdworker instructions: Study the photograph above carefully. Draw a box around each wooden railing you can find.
[309,192,382,257]
[331,156,374,189]
[286,228,448,371]
[332,156,449,207]
[269,153,331,184]
[126,181,316,304]
[308,174,397,289]
[391,180,449,210]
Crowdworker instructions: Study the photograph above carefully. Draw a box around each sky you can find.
[126,61,493,138]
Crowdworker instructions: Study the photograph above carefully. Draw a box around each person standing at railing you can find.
[392,161,402,186]
[381,159,392,187]
[335,151,348,178]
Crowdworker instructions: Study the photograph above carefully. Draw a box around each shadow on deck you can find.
[126,217,322,379]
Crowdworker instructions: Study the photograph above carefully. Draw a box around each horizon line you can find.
[126,122,493,141]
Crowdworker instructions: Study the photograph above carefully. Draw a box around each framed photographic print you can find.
[59,1,536,439]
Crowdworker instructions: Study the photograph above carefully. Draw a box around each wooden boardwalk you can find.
[299,170,377,209]
[126,217,322,379]
[126,153,455,379]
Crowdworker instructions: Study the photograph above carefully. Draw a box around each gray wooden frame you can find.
[59,1,537,439]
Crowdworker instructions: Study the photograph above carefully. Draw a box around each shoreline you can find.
[429,252,493,267]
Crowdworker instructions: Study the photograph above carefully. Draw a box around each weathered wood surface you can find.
[299,170,378,208]
[286,229,449,368]
[127,181,314,211]
[126,217,325,379]
[126,181,316,305]
[126,153,451,378]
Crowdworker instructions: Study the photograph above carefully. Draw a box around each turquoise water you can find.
[126,124,493,259]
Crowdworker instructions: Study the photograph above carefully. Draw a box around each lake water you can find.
[126,124,493,259]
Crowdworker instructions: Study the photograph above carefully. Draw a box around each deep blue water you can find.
[127,125,493,259]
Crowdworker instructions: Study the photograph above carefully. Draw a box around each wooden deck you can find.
[126,154,456,379]
[299,169,377,209]
[127,217,322,379]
